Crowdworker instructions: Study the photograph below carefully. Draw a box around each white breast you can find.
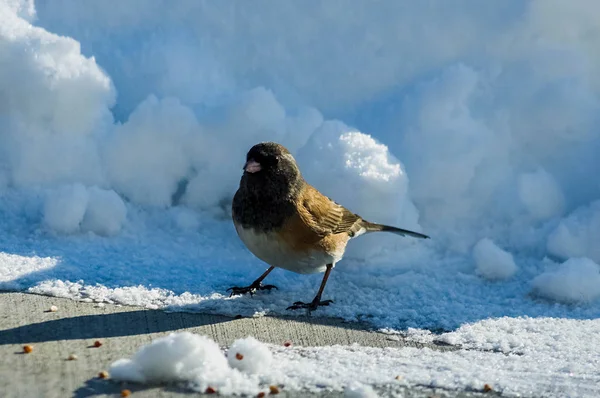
[234,224,338,274]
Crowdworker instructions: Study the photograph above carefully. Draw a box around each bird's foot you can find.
[286,298,333,313]
[227,283,278,297]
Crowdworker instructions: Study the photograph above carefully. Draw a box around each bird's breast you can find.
[234,223,339,274]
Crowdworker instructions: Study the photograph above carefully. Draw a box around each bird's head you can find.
[240,142,303,196]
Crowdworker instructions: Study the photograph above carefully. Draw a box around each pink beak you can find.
[244,159,261,173]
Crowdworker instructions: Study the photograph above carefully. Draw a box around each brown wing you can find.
[296,184,365,237]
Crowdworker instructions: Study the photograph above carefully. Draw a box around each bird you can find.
[228,142,429,312]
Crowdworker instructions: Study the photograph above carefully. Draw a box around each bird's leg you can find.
[227,266,278,297]
[287,264,334,313]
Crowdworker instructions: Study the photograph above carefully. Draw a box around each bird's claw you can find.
[286,299,333,313]
[227,284,278,297]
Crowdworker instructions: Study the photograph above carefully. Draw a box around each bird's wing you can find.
[297,184,364,237]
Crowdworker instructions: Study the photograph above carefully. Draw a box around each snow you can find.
[43,184,89,234]
[1,0,600,396]
[518,168,565,220]
[547,200,600,263]
[227,337,273,375]
[110,332,259,395]
[81,186,127,236]
[531,257,600,304]
[110,319,600,397]
[344,383,379,398]
[472,238,518,281]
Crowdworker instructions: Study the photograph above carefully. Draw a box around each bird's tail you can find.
[363,222,429,239]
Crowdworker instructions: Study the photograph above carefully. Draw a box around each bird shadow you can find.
[0,291,383,346]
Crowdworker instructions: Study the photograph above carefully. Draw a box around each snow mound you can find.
[472,238,517,280]
[547,201,600,263]
[227,336,272,375]
[517,168,565,220]
[103,96,197,208]
[81,187,127,236]
[531,258,600,304]
[43,184,126,236]
[110,332,229,384]
[297,121,422,260]
[345,383,379,398]
[43,184,89,234]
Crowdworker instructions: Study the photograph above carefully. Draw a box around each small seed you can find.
[67,354,78,361]
[257,393,266,398]
[283,341,292,347]
[205,387,216,394]
[120,389,131,397]
[49,305,58,312]
[269,385,280,394]
[395,375,403,380]
[98,370,109,379]
[23,345,33,353]
[483,384,493,392]
[93,340,102,347]
[235,352,244,360]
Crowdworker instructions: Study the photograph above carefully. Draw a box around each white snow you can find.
[81,187,127,236]
[0,252,58,289]
[344,383,379,398]
[227,337,272,375]
[110,319,600,397]
[518,168,565,220]
[1,1,600,396]
[472,238,518,281]
[110,332,228,383]
[43,184,89,234]
[110,332,261,395]
[531,257,600,304]
[547,200,600,263]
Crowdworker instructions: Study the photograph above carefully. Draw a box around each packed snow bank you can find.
[532,258,600,304]
[0,0,114,190]
[472,238,517,280]
[108,320,600,397]
[1,0,600,338]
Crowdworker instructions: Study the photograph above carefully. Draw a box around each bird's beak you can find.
[244,159,261,173]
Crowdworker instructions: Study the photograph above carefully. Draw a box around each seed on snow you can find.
[205,387,216,394]
[235,352,244,360]
[283,341,292,347]
[483,384,493,392]
[49,305,58,312]
[120,389,131,397]
[67,354,78,360]
[23,345,33,353]
[98,371,109,379]
[269,385,280,394]
[93,340,103,347]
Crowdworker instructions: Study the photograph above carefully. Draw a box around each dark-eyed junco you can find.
[228,142,429,312]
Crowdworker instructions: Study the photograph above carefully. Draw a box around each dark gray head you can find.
[240,142,303,198]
